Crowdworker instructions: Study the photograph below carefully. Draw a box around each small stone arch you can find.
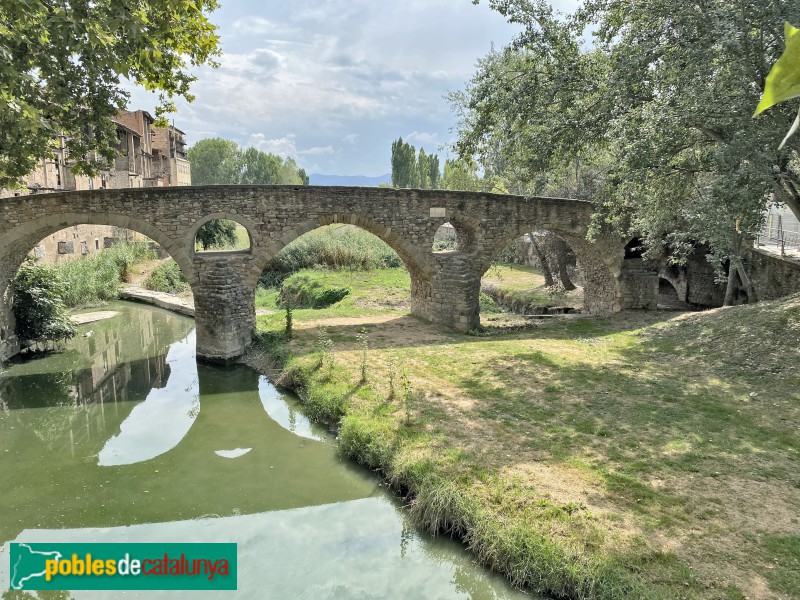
[431,215,477,254]
[658,277,685,308]
[624,238,646,259]
[186,212,256,257]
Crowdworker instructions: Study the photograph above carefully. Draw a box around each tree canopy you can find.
[456,0,800,267]
[187,138,309,186]
[0,0,221,188]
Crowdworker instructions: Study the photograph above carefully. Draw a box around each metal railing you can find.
[757,214,800,256]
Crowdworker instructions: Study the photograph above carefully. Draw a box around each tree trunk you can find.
[736,263,756,304]
[779,174,800,224]
[551,236,576,290]
[529,234,554,287]
[723,263,738,306]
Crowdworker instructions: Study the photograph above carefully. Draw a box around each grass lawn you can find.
[482,264,584,309]
[250,267,800,600]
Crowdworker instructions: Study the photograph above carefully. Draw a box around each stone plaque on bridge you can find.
[430,207,446,218]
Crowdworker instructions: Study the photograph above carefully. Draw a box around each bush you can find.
[195,219,239,250]
[260,225,401,287]
[479,292,502,314]
[144,260,189,294]
[278,273,350,308]
[13,260,76,344]
[57,241,155,307]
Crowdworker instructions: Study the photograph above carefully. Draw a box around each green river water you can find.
[0,301,535,599]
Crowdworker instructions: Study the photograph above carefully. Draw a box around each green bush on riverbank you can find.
[144,260,189,294]
[12,260,76,345]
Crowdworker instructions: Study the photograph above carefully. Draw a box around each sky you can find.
[126,1,567,176]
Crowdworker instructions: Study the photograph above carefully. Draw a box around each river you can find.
[0,301,534,599]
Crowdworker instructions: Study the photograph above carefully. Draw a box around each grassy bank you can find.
[54,242,156,307]
[248,268,799,600]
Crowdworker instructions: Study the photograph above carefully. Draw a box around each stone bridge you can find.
[0,186,658,362]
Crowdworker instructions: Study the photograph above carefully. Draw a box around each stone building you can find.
[112,110,157,187]
[152,124,191,186]
[2,110,192,263]
[0,134,101,199]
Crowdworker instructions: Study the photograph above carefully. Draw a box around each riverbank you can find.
[248,272,800,600]
[118,285,195,317]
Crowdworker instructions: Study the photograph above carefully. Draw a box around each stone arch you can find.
[0,212,197,360]
[658,277,683,307]
[248,213,433,290]
[186,212,256,257]
[478,223,620,315]
[1,212,195,286]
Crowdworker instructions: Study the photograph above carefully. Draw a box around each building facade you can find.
[2,111,192,263]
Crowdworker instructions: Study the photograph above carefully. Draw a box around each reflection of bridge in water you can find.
[0,186,663,362]
[0,312,377,545]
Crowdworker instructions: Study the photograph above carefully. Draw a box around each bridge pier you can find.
[411,252,481,332]
[193,254,256,363]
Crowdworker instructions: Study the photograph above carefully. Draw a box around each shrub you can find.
[278,273,350,308]
[13,260,76,345]
[260,225,401,287]
[479,292,502,314]
[144,260,189,294]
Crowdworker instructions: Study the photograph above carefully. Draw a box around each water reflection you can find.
[98,331,198,466]
[0,302,534,599]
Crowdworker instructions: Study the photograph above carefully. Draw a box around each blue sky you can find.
[127,1,570,176]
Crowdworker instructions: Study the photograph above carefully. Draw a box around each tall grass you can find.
[260,225,401,287]
[56,242,156,307]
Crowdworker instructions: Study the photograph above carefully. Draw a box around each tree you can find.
[13,260,76,347]
[187,138,241,185]
[458,1,800,286]
[195,219,237,250]
[240,146,281,185]
[441,159,485,192]
[187,138,309,185]
[755,22,800,148]
[391,137,417,188]
[390,138,443,189]
[418,148,430,188]
[428,154,441,189]
[0,0,221,188]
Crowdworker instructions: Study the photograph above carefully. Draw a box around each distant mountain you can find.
[309,173,391,187]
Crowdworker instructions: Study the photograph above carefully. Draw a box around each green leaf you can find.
[754,22,800,116]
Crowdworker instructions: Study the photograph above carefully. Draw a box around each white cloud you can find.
[248,133,298,158]
[299,146,334,156]
[126,0,524,175]
[405,131,439,147]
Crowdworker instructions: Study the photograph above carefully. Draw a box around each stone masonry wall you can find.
[0,186,649,361]
[744,248,800,301]
[192,252,256,362]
